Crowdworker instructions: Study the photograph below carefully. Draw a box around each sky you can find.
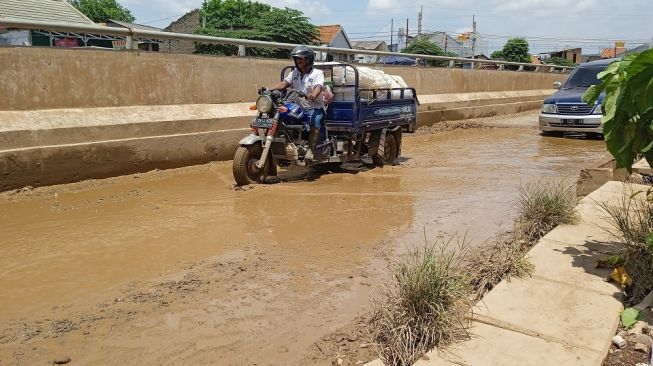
[121,0,653,55]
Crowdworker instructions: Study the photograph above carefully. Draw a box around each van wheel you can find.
[541,131,563,137]
[373,133,397,167]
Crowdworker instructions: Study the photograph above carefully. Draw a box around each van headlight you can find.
[593,104,602,115]
[541,103,557,114]
[256,95,274,114]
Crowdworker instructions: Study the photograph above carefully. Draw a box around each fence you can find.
[0,18,572,72]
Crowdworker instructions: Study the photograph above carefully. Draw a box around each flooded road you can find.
[0,112,610,365]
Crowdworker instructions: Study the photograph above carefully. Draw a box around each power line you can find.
[138,12,188,25]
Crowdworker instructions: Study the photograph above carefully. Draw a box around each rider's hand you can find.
[258,86,268,95]
[307,93,316,101]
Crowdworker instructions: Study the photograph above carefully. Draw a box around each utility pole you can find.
[417,5,423,38]
[471,15,477,68]
[471,15,477,56]
[390,18,394,52]
[406,18,409,47]
[444,32,448,52]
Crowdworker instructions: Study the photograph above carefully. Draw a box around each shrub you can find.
[371,238,472,366]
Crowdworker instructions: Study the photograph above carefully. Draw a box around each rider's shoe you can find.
[305,127,319,161]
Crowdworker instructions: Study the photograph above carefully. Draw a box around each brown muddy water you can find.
[0,117,610,365]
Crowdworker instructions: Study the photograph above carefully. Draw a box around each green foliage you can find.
[490,50,504,59]
[402,38,456,67]
[195,0,318,58]
[494,37,531,63]
[583,49,653,172]
[544,56,577,67]
[71,0,134,23]
[621,307,643,329]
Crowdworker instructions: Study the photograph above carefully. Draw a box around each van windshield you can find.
[563,67,603,89]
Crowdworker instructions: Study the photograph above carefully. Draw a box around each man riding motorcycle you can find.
[268,45,324,161]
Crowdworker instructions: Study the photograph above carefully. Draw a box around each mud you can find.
[0,112,610,365]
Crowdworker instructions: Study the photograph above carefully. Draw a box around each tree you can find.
[195,0,318,58]
[402,38,457,67]
[490,50,504,60]
[492,37,530,63]
[583,49,653,172]
[71,0,135,23]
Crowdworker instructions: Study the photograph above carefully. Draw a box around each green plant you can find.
[599,190,653,303]
[71,0,134,23]
[514,178,579,244]
[402,38,457,67]
[583,49,653,172]
[492,38,531,64]
[195,0,318,57]
[621,307,644,329]
[371,237,472,366]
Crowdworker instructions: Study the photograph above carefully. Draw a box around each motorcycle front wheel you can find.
[232,145,268,185]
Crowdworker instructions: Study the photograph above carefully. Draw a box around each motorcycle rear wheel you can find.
[372,133,398,167]
[233,145,268,185]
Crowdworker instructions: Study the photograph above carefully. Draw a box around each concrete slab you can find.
[541,221,616,245]
[474,275,622,354]
[577,168,614,197]
[633,158,652,175]
[414,322,603,366]
[528,238,621,295]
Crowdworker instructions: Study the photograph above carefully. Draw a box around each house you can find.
[315,24,353,62]
[420,31,471,57]
[105,19,162,51]
[461,54,499,70]
[600,47,627,59]
[162,9,201,54]
[352,40,388,63]
[0,0,93,47]
[549,48,582,64]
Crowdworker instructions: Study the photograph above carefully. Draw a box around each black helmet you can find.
[291,45,315,67]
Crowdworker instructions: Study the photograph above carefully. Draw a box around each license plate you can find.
[561,119,583,125]
[252,117,274,128]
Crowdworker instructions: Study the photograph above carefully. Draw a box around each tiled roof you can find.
[353,40,386,50]
[317,24,342,45]
[0,0,93,25]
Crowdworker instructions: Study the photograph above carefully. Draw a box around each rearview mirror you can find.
[553,81,562,89]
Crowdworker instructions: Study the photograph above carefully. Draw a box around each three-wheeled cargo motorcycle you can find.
[232,63,419,185]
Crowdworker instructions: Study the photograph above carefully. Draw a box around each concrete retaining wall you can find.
[0,47,565,190]
[0,47,567,111]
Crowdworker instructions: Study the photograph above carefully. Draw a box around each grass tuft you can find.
[599,188,653,304]
[371,237,472,366]
[514,178,579,244]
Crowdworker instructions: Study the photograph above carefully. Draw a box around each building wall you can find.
[0,47,568,111]
[161,9,201,54]
[425,33,469,56]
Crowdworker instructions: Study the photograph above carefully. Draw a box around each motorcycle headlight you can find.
[593,104,602,115]
[256,95,274,114]
[541,103,557,114]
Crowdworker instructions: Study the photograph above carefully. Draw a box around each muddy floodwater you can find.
[0,114,610,365]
